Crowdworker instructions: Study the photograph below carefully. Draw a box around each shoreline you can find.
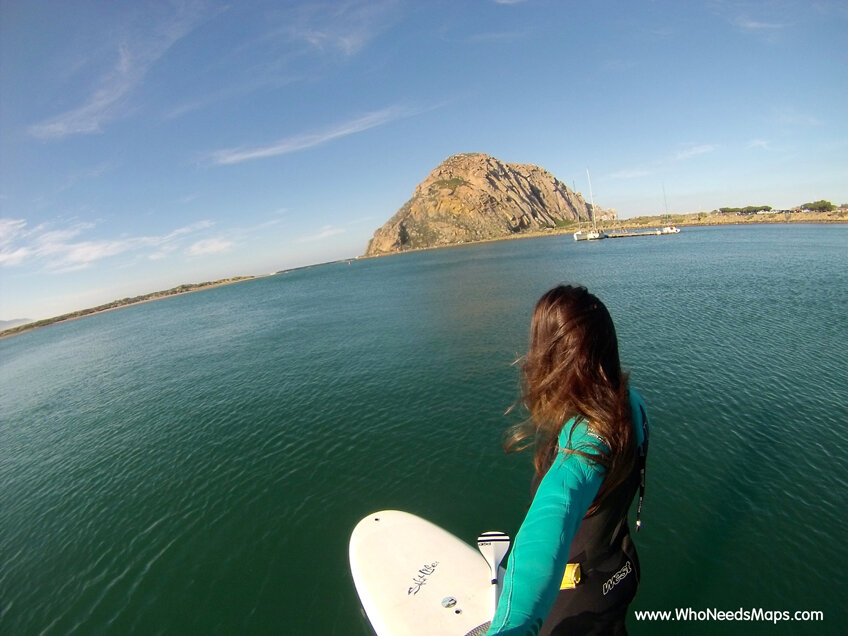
[1,276,258,341]
[5,213,844,339]
[360,211,847,259]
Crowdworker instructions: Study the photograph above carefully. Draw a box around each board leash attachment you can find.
[477,531,510,618]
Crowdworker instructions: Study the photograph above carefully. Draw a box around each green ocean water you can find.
[1,224,846,635]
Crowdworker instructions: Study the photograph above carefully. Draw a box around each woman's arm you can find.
[487,429,604,635]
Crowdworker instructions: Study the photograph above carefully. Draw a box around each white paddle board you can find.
[349,510,505,636]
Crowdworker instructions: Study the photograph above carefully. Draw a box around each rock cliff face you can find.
[364,153,615,256]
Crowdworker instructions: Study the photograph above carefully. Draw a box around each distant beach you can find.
[0,276,256,340]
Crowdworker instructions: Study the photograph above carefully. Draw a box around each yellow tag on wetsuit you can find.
[560,563,581,589]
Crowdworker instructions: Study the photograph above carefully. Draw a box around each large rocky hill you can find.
[364,153,615,256]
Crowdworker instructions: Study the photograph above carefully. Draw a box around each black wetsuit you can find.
[487,389,649,636]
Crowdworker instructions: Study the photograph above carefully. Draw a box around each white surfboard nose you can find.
[349,510,504,636]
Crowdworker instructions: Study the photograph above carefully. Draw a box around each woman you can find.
[487,285,649,636]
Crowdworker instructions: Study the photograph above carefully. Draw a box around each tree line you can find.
[719,205,773,214]
[719,200,837,214]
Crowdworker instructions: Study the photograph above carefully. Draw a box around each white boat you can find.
[574,229,606,241]
[659,185,681,235]
[574,170,607,241]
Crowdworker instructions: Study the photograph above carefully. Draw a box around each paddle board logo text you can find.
[408,562,439,595]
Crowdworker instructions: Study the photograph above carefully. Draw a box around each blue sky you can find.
[1,0,846,320]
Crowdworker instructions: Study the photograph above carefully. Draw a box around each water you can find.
[2,224,846,635]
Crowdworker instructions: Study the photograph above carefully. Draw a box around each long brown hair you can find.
[505,285,634,514]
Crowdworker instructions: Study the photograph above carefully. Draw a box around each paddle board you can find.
[349,510,505,636]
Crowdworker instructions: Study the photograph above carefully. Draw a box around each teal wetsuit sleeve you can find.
[629,387,648,447]
[486,424,605,636]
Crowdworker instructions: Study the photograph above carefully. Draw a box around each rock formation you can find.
[364,153,616,256]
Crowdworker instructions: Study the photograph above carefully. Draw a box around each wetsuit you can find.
[486,388,649,636]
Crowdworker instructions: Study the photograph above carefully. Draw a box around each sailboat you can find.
[574,170,607,241]
[660,184,680,234]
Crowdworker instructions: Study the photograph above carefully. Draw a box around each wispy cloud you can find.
[773,108,824,127]
[52,240,135,272]
[602,59,638,73]
[647,27,675,38]
[747,138,771,150]
[609,142,720,180]
[284,0,401,57]
[732,16,785,30]
[162,2,399,121]
[0,217,32,266]
[163,220,215,241]
[58,160,120,192]
[163,74,299,121]
[725,10,789,44]
[675,144,717,160]
[156,0,405,126]
[0,246,31,266]
[147,220,215,260]
[0,218,28,245]
[29,4,209,140]
[187,237,232,255]
[492,0,529,5]
[0,218,216,271]
[465,31,528,44]
[609,168,651,180]
[297,225,346,243]
[210,105,417,165]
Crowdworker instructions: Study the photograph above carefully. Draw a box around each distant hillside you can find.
[364,153,615,256]
[0,277,253,339]
[0,318,31,330]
